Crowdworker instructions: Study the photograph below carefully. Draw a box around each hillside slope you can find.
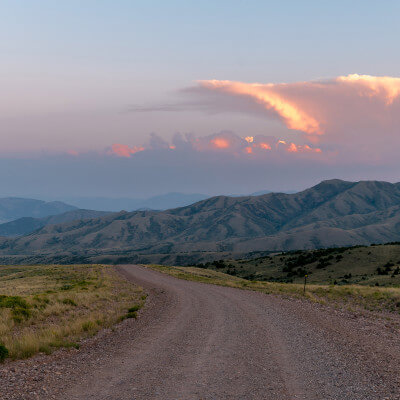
[0,209,111,236]
[1,179,400,263]
[193,242,400,286]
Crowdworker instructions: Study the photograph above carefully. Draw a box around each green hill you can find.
[192,243,400,287]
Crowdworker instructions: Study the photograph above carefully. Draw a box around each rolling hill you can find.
[0,209,111,237]
[192,243,400,286]
[1,179,400,264]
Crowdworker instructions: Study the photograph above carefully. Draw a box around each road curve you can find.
[62,265,400,400]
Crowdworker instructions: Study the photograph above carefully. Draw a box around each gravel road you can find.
[1,264,400,399]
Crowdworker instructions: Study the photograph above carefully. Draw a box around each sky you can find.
[1,0,400,199]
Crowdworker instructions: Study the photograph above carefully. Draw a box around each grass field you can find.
[0,265,144,361]
[149,265,400,315]
[189,243,400,286]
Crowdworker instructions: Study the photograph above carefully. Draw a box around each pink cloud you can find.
[199,79,322,135]
[111,143,145,158]
[181,74,400,162]
[210,137,230,149]
[287,143,298,153]
[286,142,321,154]
[105,132,323,162]
[195,75,400,138]
[257,143,271,150]
[336,74,400,105]
[190,131,244,153]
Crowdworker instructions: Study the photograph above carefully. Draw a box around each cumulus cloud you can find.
[107,131,322,160]
[5,75,400,198]
[176,74,400,162]
[336,74,400,105]
[63,73,400,189]
[197,80,322,135]
[110,143,145,158]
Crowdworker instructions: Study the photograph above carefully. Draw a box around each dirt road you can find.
[58,265,399,400]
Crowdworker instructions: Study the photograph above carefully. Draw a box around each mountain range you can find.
[54,191,282,211]
[1,179,400,264]
[0,209,111,237]
[59,193,209,212]
[0,198,76,224]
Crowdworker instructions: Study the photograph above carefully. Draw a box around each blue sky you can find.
[3,1,399,82]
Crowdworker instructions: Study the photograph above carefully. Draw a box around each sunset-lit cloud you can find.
[303,145,321,153]
[286,142,321,153]
[111,143,145,158]
[210,137,230,149]
[25,74,400,166]
[108,132,323,160]
[199,80,322,135]
[258,143,271,150]
[336,74,400,105]
[176,74,400,162]
[128,75,400,150]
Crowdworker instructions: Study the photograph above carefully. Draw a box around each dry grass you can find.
[148,265,400,314]
[0,265,144,360]
[204,244,400,286]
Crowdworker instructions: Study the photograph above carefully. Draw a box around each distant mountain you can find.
[249,189,296,196]
[0,198,77,224]
[137,193,209,210]
[62,193,209,211]
[2,180,400,264]
[249,190,272,196]
[0,209,111,237]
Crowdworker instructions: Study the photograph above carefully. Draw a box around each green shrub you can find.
[128,305,140,313]
[0,295,32,322]
[0,344,9,362]
[0,295,29,309]
[62,298,77,306]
